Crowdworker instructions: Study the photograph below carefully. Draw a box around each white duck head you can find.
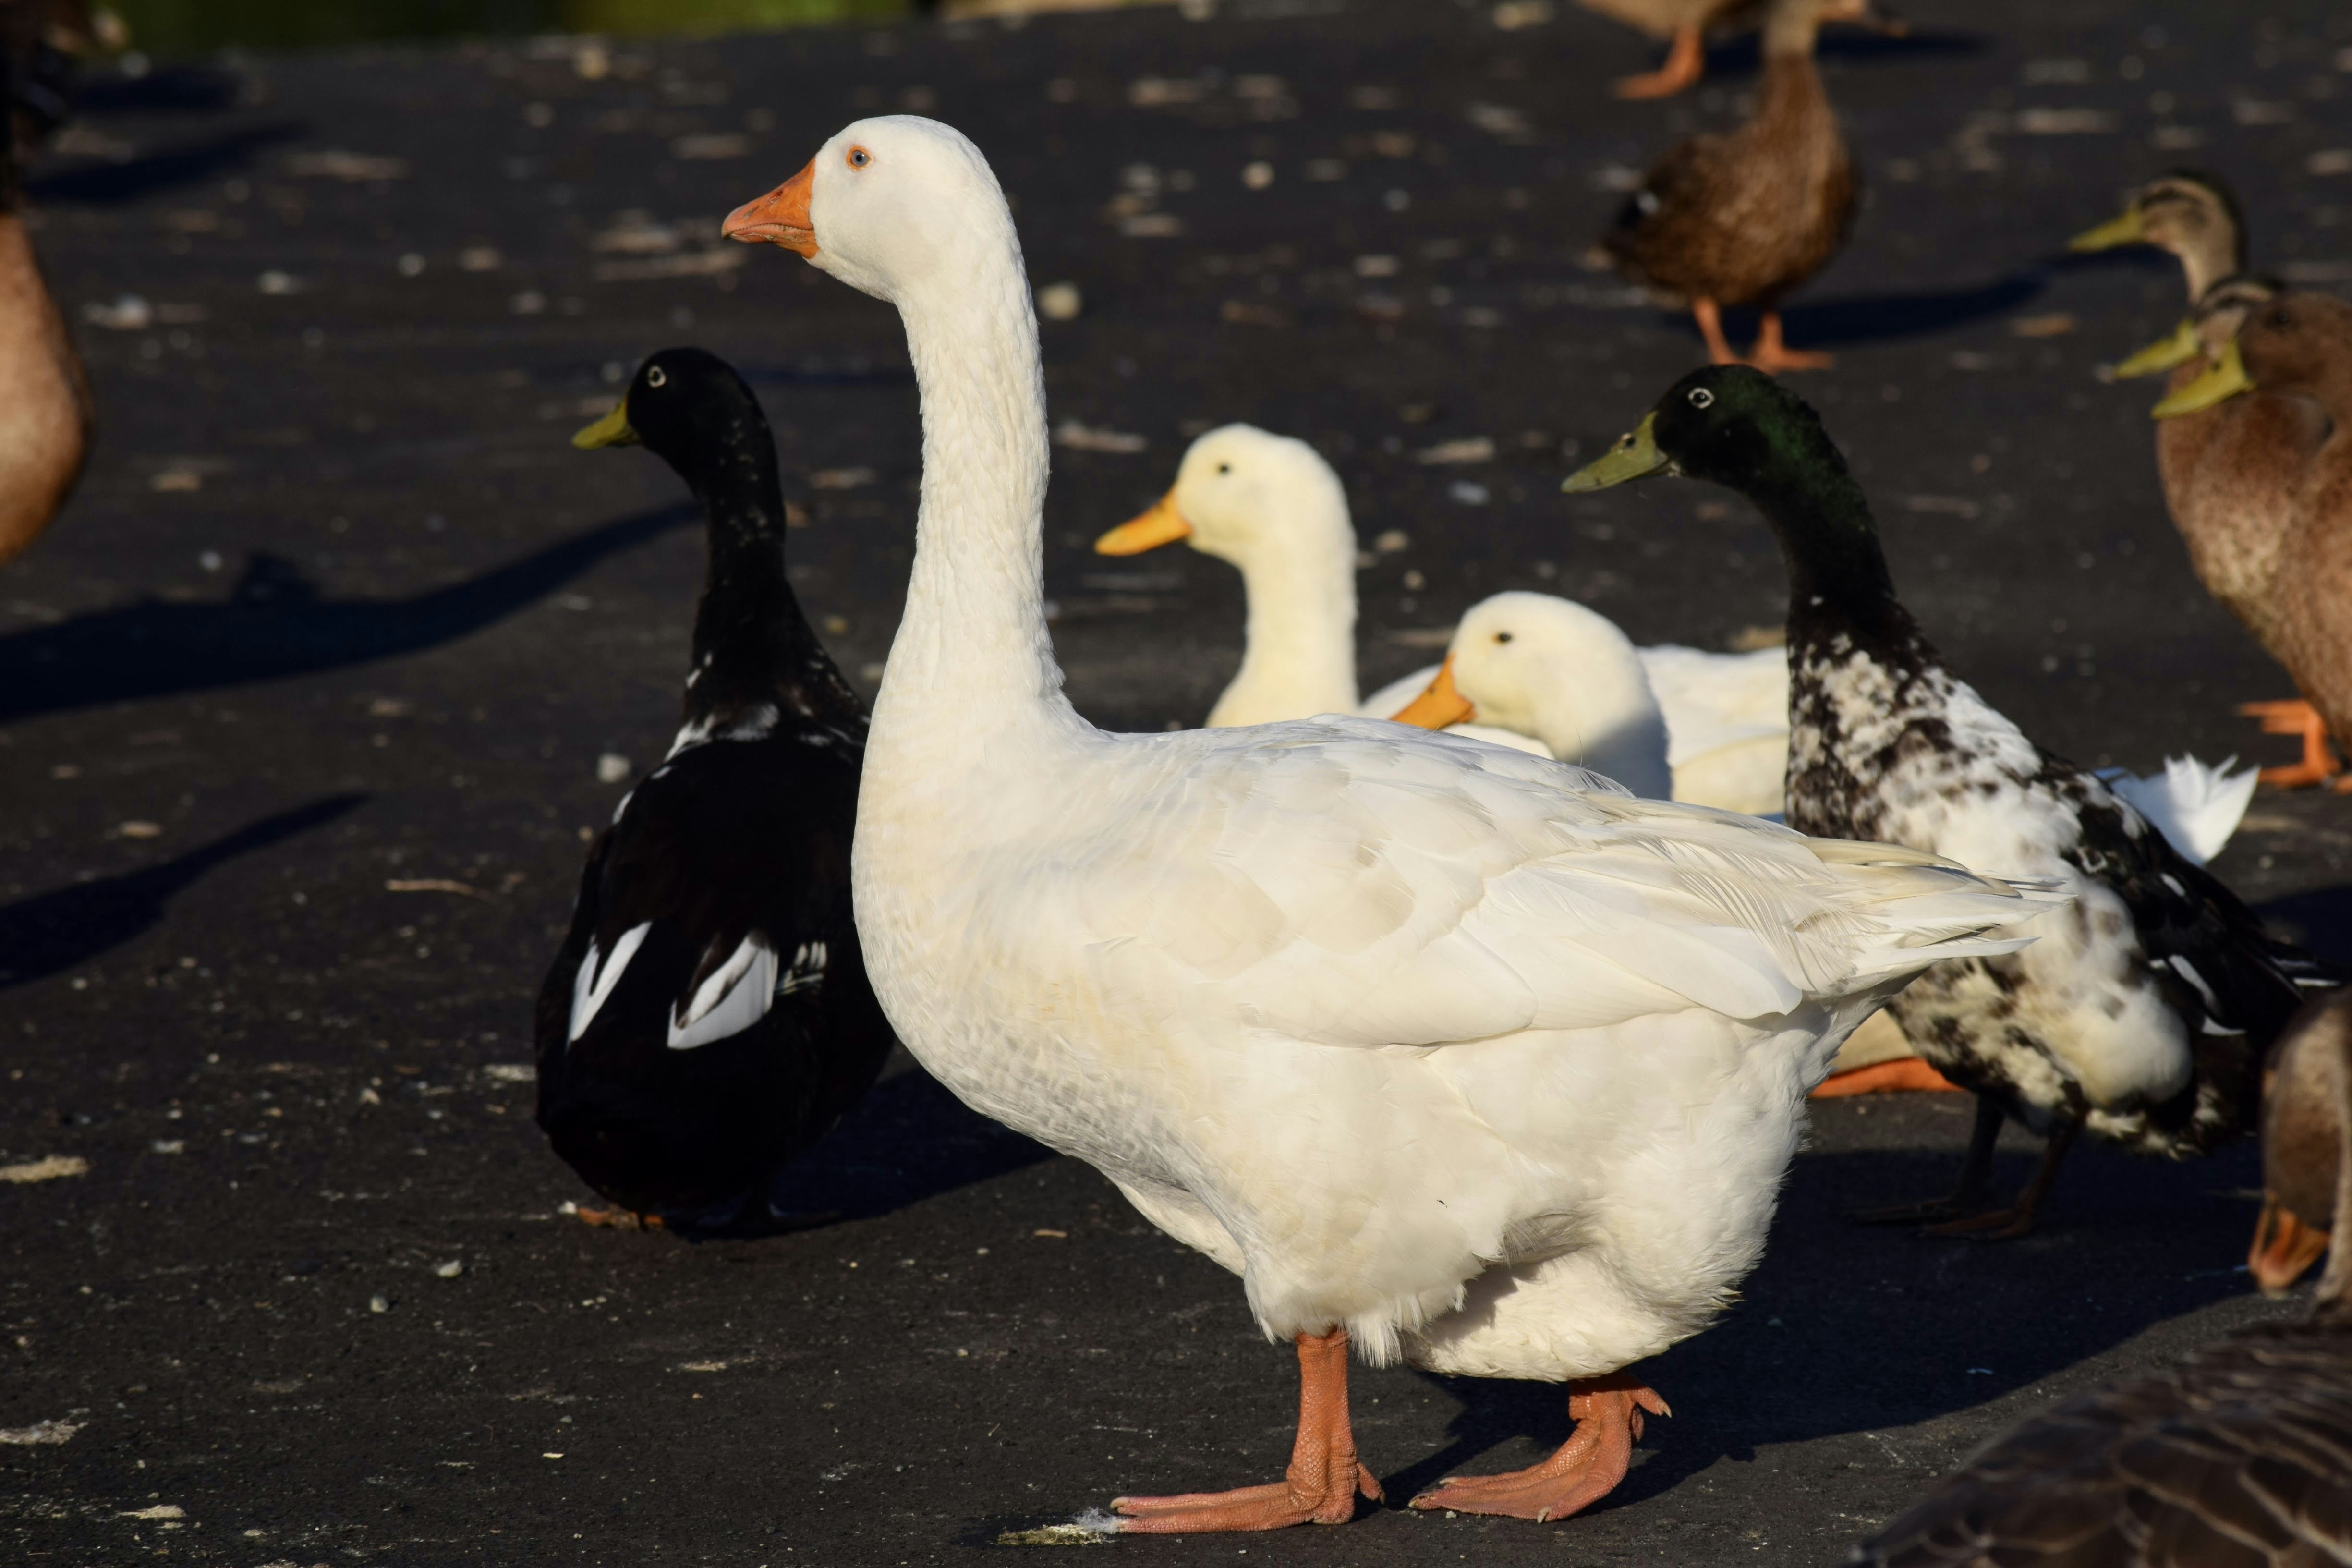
[1391,591,1673,800]
[1096,425,1359,728]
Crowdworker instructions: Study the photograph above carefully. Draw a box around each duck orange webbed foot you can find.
[1742,314,1834,374]
[1810,1058,1959,1098]
[2238,700,2343,789]
[573,1205,663,1230]
[1613,24,1704,100]
[1113,1327,1381,1533]
[1409,1375,1668,1523]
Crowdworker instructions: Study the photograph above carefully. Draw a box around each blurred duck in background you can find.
[1576,0,1902,100]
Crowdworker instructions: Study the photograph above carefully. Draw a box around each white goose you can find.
[1099,423,1792,811]
[723,116,2058,1533]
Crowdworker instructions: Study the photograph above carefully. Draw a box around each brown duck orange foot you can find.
[2238,699,2342,789]
[1744,314,1834,374]
[1113,1327,1381,1533]
[1613,24,1704,100]
[1410,1375,1668,1522]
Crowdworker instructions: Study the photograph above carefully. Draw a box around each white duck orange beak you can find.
[724,158,818,256]
[1388,656,1476,730]
[1094,491,1193,555]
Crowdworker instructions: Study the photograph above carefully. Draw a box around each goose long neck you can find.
[873,274,1070,756]
[1224,511,1358,721]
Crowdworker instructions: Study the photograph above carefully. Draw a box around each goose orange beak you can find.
[2248,1191,2330,1296]
[1094,491,1193,555]
[1389,657,1476,730]
[725,158,818,256]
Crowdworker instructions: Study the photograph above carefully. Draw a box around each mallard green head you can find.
[2070,170,2246,301]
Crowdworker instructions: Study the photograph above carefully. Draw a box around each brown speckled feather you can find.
[2155,366,2325,662]
[1600,49,1857,309]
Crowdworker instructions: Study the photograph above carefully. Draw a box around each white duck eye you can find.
[646,365,667,388]
[1217,462,1231,475]
[1494,631,1513,644]
[847,146,873,169]
[1688,387,1715,409]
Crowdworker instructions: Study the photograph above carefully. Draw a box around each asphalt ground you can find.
[5,0,2352,1562]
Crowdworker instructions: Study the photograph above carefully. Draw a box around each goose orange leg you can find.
[1614,24,1705,99]
[2238,699,2343,789]
[1112,1327,1380,1532]
[1410,1373,1669,1522]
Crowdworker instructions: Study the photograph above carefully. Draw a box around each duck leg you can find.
[1692,299,1741,366]
[2237,699,2343,789]
[1745,313,1836,374]
[1854,1092,2004,1224]
[1112,1327,1380,1533]
[1409,1373,1669,1522]
[1923,1115,2079,1241]
[574,1205,664,1231]
[1613,24,1705,100]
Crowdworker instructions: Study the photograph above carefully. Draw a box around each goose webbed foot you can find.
[1612,24,1704,99]
[1112,1327,1379,1533]
[1409,1374,1668,1522]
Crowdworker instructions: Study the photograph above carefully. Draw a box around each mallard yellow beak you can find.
[1563,413,1671,493]
[1388,656,1477,730]
[2248,1190,2331,1296]
[1094,491,1193,555]
[572,401,638,449]
[2110,318,2203,380]
[2151,340,2253,419]
[2069,208,2146,252]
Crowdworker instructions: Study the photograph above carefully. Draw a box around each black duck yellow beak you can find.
[2151,340,2253,419]
[1388,656,1477,730]
[2069,208,2146,252]
[2249,1190,2331,1296]
[1094,491,1193,555]
[572,401,639,449]
[1563,414,1672,493]
[2110,319,2203,380]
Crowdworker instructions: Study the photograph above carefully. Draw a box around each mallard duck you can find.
[1577,0,1902,101]
[1098,423,1785,805]
[0,30,92,567]
[2157,291,2352,794]
[722,115,2053,1532]
[1567,366,2331,1239]
[533,348,894,1234]
[1847,985,2352,1567]
[2070,170,2246,307]
[1598,0,1858,373]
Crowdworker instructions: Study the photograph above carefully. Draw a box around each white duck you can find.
[1098,423,1792,812]
[723,115,2056,1533]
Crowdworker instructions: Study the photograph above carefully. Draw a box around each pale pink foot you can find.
[1410,1374,1669,1522]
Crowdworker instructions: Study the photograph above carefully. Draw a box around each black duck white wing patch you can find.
[667,933,779,1051]
[779,940,827,996]
[569,921,653,1043]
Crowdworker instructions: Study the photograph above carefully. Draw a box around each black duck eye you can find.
[1688,387,1715,409]
[1494,631,1513,644]
[646,365,667,388]
[847,146,872,169]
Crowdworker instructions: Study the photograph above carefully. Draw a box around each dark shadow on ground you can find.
[1382,1131,2264,1506]
[0,795,365,988]
[29,120,307,204]
[1653,269,2050,355]
[2258,884,2352,970]
[72,65,245,115]
[1637,25,1990,84]
[761,1051,1055,1224]
[0,503,694,727]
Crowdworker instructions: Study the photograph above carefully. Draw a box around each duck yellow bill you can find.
[2248,1190,2331,1295]
[1094,492,1192,555]
[1563,413,1671,494]
[2069,208,2146,252]
[2110,318,2202,380]
[572,401,638,449]
[2151,340,2253,419]
[1388,656,1477,730]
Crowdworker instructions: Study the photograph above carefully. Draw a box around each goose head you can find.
[1095,424,1353,572]
[724,115,1021,308]
[2249,990,2352,1308]
[1389,592,1672,798]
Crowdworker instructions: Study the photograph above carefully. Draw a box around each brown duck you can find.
[1598,0,1857,373]
[1575,0,1900,101]
[2070,170,2246,306]
[1847,985,2352,1567]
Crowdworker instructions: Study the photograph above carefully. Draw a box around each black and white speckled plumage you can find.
[1584,367,2328,1227]
[533,349,894,1231]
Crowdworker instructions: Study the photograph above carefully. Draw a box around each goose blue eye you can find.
[847,146,872,169]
